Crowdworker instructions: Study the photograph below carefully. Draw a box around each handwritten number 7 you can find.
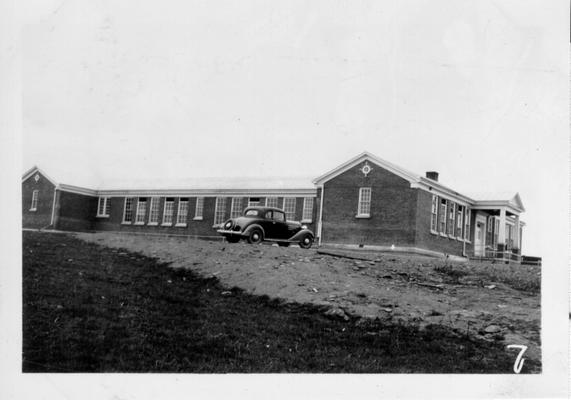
[507,345,527,374]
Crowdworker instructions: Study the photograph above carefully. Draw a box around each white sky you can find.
[20,0,568,257]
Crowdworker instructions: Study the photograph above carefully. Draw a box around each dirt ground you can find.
[74,232,541,365]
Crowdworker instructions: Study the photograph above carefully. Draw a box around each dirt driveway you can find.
[74,232,541,365]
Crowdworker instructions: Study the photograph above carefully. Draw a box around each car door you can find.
[270,210,290,239]
[259,210,279,240]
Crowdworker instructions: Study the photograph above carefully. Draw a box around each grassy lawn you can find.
[22,231,536,373]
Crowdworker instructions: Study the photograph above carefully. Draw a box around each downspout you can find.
[49,185,59,229]
[317,184,324,246]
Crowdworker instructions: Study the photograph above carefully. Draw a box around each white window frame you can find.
[176,198,189,227]
[356,187,371,218]
[96,196,110,217]
[248,197,260,207]
[464,208,471,242]
[430,195,438,233]
[301,197,313,223]
[135,198,147,225]
[194,197,204,220]
[214,197,227,225]
[122,197,134,224]
[30,190,39,211]
[162,198,175,226]
[456,205,464,240]
[447,201,455,237]
[148,197,160,225]
[231,197,244,218]
[265,197,278,208]
[439,199,447,236]
[283,197,296,221]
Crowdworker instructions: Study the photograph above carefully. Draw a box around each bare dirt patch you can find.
[74,231,541,368]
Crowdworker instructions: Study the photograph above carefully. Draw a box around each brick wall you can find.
[414,190,466,256]
[56,190,98,231]
[22,172,56,229]
[320,161,417,246]
[92,195,316,237]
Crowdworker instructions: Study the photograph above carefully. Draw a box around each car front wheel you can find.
[299,234,314,249]
[247,228,263,244]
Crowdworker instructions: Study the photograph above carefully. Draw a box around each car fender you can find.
[243,223,265,238]
[289,229,314,242]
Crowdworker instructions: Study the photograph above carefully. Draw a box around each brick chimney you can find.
[426,171,439,181]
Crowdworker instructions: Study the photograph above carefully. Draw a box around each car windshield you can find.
[244,209,259,216]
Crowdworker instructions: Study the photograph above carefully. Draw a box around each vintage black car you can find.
[216,206,314,248]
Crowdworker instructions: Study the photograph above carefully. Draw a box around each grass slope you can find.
[22,231,535,373]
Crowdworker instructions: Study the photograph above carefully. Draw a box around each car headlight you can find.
[224,220,233,230]
[301,225,307,230]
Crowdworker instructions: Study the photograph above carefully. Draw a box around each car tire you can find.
[278,242,290,247]
[226,236,240,243]
[247,228,263,244]
[299,234,314,249]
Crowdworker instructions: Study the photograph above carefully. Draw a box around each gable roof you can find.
[21,166,58,187]
[467,191,525,213]
[313,151,475,205]
[312,151,421,186]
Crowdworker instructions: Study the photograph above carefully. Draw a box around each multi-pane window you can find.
[456,205,464,239]
[30,190,39,211]
[248,197,260,207]
[357,188,371,217]
[302,197,313,222]
[214,197,227,225]
[464,208,471,241]
[439,199,447,234]
[194,197,204,219]
[123,198,134,223]
[265,197,278,208]
[447,202,455,236]
[148,197,160,224]
[176,198,189,225]
[162,198,175,225]
[97,197,110,217]
[493,218,499,248]
[283,197,296,221]
[430,195,438,232]
[231,197,243,218]
[135,198,147,224]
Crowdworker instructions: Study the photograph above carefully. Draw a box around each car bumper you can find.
[217,229,245,237]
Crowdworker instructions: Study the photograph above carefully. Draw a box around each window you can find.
[283,197,296,221]
[265,197,278,208]
[357,188,371,217]
[430,195,438,232]
[487,216,494,233]
[194,197,204,220]
[176,198,189,226]
[464,208,471,241]
[214,197,227,225]
[97,197,110,217]
[231,197,243,218]
[439,199,447,234]
[162,198,175,225]
[456,205,464,239]
[135,198,147,224]
[505,224,514,250]
[493,218,499,248]
[302,197,313,222]
[248,197,260,207]
[122,198,134,223]
[30,190,39,211]
[272,210,285,222]
[148,197,160,225]
[447,202,455,236]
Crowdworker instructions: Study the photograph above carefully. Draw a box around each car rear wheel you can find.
[247,228,263,244]
[299,234,314,249]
